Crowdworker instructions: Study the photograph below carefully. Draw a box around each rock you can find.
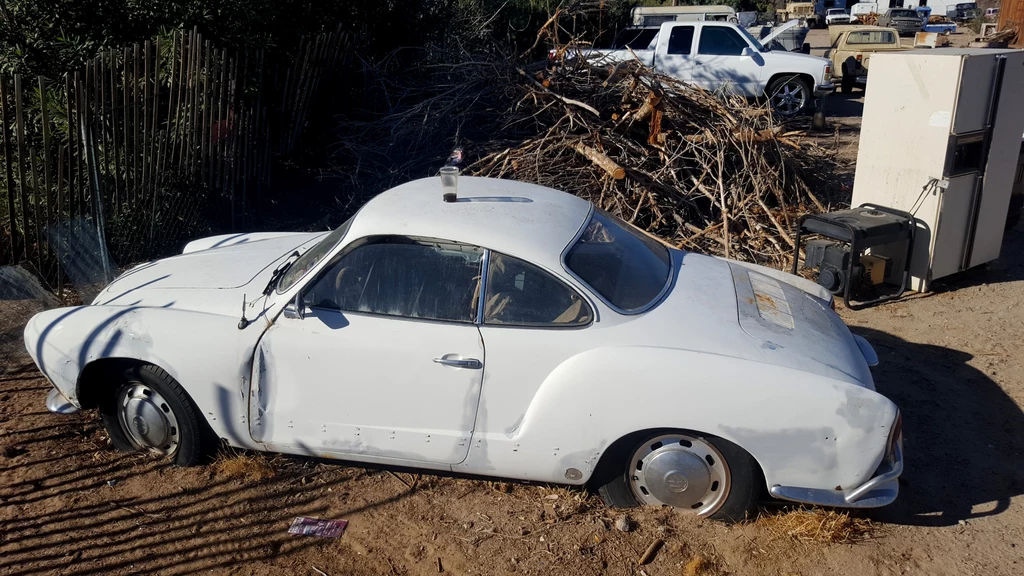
[614,515,635,532]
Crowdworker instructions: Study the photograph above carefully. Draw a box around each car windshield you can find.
[827,9,847,14]
[735,26,764,51]
[277,216,354,293]
[565,209,671,313]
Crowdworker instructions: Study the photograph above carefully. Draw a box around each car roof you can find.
[348,176,594,270]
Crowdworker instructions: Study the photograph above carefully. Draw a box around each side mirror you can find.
[283,294,304,320]
[741,46,756,58]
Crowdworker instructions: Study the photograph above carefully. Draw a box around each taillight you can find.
[856,54,862,61]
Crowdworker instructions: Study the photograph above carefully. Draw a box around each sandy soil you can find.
[2,28,1023,576]
[3,228,1023,576]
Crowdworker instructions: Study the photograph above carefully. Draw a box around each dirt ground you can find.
[3,28,1024,576]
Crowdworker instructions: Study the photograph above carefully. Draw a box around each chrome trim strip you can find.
[476,249,490,325]
[558,206,675,316]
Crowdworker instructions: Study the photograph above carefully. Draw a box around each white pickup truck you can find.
[584,21,834,116]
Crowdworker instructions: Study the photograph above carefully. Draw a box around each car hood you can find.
[763,49,830,67]
[761,18,800,45]
[91,232,326,314]
[633,252,874,388]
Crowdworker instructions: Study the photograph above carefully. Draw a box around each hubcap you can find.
[117,383,180,455]
[771,81,807,116]
[627,434,731,516]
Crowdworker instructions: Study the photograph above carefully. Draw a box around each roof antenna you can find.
[238,294,249,330]
[440,147,463,203]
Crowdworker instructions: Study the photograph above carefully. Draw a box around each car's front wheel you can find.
[594,432,761,522]
[767,76,811,117]
[98,364,214,466]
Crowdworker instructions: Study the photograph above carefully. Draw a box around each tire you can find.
[98,364,215,466]
[841,72,855,94]
[767,76,812,118]
[593,431,761,523]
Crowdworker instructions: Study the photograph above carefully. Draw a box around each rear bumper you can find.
[769,438,903,508]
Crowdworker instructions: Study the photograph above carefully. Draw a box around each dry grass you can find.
[757,508,874,544]
[213,451,277,482]
[683,553,722,576]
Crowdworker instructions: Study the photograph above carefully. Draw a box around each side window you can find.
[666,26,695,55]
[697,26,748,56]
[303,237,482,323]
[483,253,591,327]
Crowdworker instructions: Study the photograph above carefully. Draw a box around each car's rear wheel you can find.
[594,431,761,523]
[767,76,811,117]
[98,364,213,466]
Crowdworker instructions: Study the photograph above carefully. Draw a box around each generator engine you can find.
[804,240,892,295]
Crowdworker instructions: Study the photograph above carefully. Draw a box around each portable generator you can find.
[791,204,915,310]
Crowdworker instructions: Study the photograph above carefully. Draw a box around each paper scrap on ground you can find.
[288,516,348,538]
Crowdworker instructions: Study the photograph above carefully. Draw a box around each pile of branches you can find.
[463,56,839,268]
[859,13,881,26]
[331,28,844,269]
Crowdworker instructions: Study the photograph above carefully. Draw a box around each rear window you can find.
[565,210,671,313]
[847,30,896,44]
[612,28,659,50]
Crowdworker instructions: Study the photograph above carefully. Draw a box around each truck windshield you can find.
[735,27,765,51]
[890,9,917,17]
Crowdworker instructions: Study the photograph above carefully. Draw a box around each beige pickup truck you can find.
[823,25,905,93]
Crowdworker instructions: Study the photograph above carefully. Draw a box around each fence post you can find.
[1,77,16,262]
[14,74,29,263]
[81,121,110,282]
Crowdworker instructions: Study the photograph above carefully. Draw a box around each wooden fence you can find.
[0,27,350,290]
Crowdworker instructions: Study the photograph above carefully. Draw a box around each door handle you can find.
[433,357,482,369]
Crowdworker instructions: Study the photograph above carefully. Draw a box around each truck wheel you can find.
[767,76,811,117]
[841,72,855,94]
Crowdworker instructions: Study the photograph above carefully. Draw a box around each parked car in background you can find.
[850,2,879,23]
[985,7,1000,21]
[579,20,834,117]
[824,26,905,93]
[825,8,853,25]
[879,8,925,36]
[24,175,904,522]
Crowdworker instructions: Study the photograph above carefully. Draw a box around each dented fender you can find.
[23,304,268,450]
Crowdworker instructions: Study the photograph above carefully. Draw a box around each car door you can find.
[250,236,486,466]
[454,250,602,477]
[652,24,696,83]
[691,24,761,97]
